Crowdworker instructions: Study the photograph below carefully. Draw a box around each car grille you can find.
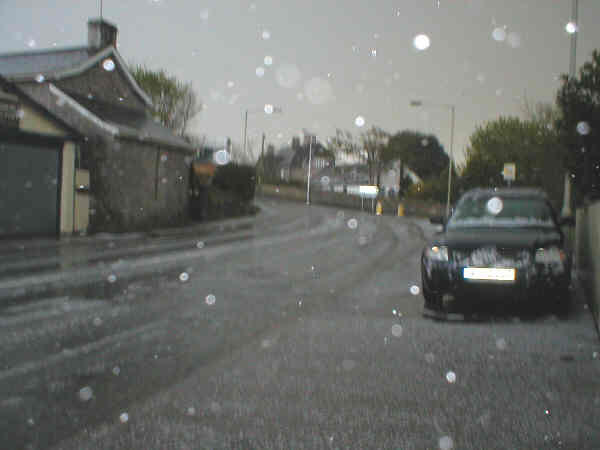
[452,246,531,268]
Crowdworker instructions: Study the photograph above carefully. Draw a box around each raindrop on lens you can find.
[78,386,93,402]
[107,274,117,283]
[102,59,115,71]
[496,338,507,350]
[256,66,265,78]
[187,406,196,415]
[93,317,103,327]
[264,104,274,114]
[264,55,273,66]
[347,218,358,229]
[446,371,456,383]
[262,30,271,40]
[179,272,189,282]
[196,241,205,249]
[577,121,590,135]
[112,366,120,375]
[492,27,506,42]
[410,285,420,295]
[355,115,365,127]
[566,22,578,34]
[205,294,216,305]
[413,34,431,50]
[35,74,45,83]
[391,324,403,337]
[439,435,454,450]
[425,353,435,363]
[119,412,129,423]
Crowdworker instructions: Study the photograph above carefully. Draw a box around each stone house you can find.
[0,17,194,235]
[277,134,334,183]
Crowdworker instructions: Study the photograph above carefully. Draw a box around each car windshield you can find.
[447,195,556,229]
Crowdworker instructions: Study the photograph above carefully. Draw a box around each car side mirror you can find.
[430,216,445,225]
[558,216,575,227]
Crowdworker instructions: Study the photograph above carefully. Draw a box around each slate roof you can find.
[0,46,92,79]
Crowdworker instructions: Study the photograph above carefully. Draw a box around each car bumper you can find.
[422,261,570,302]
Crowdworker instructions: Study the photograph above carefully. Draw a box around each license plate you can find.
[463,267,516,282]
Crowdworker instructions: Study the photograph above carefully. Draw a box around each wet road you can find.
[1,198,599,449]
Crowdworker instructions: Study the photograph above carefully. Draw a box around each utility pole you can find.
[260,132,265,184]
[306,136,313,205]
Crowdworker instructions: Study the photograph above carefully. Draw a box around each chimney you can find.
[87,18,118,51]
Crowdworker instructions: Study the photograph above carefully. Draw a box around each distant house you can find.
[276,134,335,183]
[0,17,194,234]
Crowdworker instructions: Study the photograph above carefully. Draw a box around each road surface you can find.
[1,198,599,449]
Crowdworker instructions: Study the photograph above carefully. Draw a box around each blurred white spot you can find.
[261,339,272,349]
[304,77,334,105]
[370,48,377,58]
[261,29,271,40]
[196,241,205,249]
[27,418,35,426]
[255,66,265,78]
[27,38,36,48]
[227,80,235,88]
[352,45,359,53]
[35,74,45,83]
[566,22,578,34]
[161,177,168,184]
[592,351,598,359]
[24,180,33,189]
[160,154,168,162]
[205,294,216,305]
[119,412,129,423]
[355,115,365,127]
[264,55,273,66]
[492,27,507,42]
[276,64,301,88]
[321,176,330,184]
[577,121,591,135]
[392,309,397,315]
[187,406,196,416]
[421,138,429,146]
[496,338,507,351]
[446,371,456,383]
[112,366,120,376]
[179,272,190,282]
[507,32,521,48]
[439,435,454,450]
[298,299,302,307]
[358,235,368,246]
[264,103,274,114]
[391,324,403,337]
[413,34,431,51]
[78,386,93,402]
[16,109,25,119]
[347,218,358,229]
[93,317,103,327]
[200,9,209,21]
[342,359,356,370]
[215,149,230,165]
[102,59,115,71]
[545,409,550,415]
[486,197,503,215]
[410,285,420,295]
[425,353,435,363]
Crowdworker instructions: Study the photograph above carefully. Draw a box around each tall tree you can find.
[386,130,448,196]
[555,49,600,201]
[461,116,566,207]
[131,65,201,137]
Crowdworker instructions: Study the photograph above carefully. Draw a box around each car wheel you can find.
[422,283,443,311]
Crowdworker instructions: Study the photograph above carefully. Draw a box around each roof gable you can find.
[0,46,152,109]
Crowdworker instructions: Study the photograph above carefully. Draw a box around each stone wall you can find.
[576,200,600,339]
[85,137,190,231]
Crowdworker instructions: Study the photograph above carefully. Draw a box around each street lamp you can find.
[306,133,316,205]
[242,105,283,162]
[410,100,455,219]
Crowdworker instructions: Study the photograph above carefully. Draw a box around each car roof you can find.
[459,187,549,201]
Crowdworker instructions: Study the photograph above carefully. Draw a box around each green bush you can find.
[212,163,256,201]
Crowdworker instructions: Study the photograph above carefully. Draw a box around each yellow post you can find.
[376,200,382,216]
[397,203,405,217]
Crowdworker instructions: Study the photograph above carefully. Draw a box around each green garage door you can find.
[0,139,61,237]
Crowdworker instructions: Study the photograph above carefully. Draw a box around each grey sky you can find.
[2,0,599,164]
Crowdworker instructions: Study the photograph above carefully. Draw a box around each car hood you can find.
[432,227,563,249]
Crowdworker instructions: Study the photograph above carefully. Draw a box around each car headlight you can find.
[425,245,449,261]
[535,247,567,264]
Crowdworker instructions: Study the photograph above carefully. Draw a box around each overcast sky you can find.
[2,0,599,164]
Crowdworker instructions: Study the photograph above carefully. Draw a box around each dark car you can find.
[421,188,573,314]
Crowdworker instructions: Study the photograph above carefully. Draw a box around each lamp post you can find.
[410,100,455,219]
[242,105,282,164]
[562,0,579,217]
[306,134,315,205]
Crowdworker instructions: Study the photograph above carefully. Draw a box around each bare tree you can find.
[359,126,390,187]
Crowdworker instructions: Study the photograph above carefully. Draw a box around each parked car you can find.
[421,188,574,314]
